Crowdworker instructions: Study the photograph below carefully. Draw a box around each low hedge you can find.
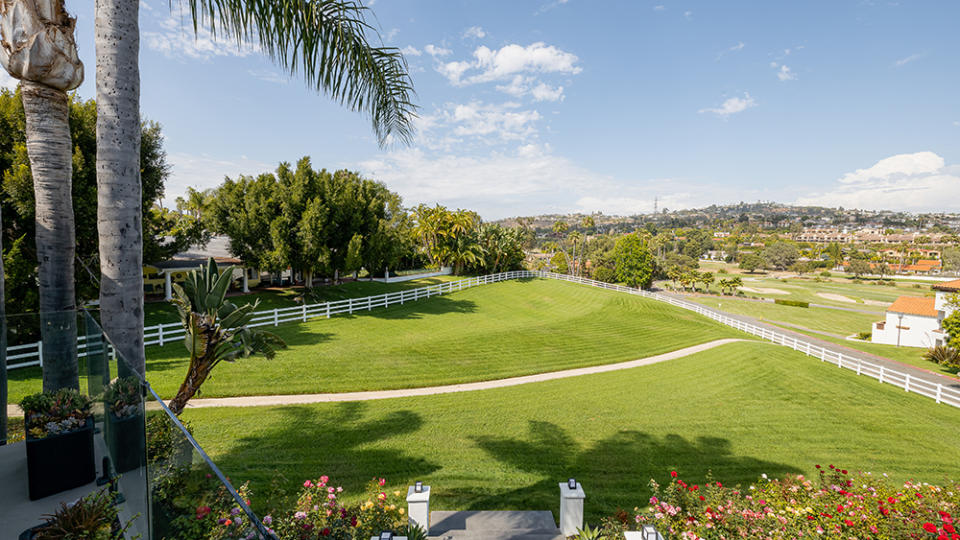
[774,299,809,308]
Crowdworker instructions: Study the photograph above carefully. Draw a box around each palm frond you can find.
[179,0,417,145]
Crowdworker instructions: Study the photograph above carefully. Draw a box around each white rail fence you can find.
[6,270,960,409]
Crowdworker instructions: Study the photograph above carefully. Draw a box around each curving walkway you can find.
[164,338,750,410]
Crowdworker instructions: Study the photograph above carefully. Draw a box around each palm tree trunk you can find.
[167,358,213,416]
[21,81,79,391]
[95,0,144,376]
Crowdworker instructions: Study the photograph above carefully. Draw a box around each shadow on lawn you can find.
[207,402,440,512]
[344,295,479,321]
[460,421,802,521]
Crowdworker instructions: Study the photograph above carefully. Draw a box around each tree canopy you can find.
[612,233,655,288]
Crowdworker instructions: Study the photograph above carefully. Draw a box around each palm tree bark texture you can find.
[95,0,145,377]
[1,0,84,390]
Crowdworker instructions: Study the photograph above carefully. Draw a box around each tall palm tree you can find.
[95,0,417,375]
[1,206,6,445]
[1,0,84,390]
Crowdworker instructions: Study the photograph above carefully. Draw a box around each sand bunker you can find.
[862,299,890,307]
[817,292,856,303]
[740,287,790,295]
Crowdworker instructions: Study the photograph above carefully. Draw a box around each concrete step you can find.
[427,511,563,540]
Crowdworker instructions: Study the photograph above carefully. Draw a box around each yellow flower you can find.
[399,508,405,515]
[393,490,402,497]
[388,505,396,511]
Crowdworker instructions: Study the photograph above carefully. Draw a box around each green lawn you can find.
[7,279,741,402]
[780,328,959,377]
[183,341,960,521]
[143,276,459,326]
[690,296,879,336]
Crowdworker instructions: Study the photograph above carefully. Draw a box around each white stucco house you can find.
[872,279,959,348]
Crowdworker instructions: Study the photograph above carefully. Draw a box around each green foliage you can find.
[550,252,569,274]
[613,233,655,288]
[182,0,417,145]
[592,265,616,283]
[846,259,873,277]
[34,488,130,540]
[856,331,872,341]
[0,90,183,306]
[396,524,428,540]
[273,476,406,539]
[152,465,257,540]
[103,376,142,418]
[942,310,960,350]
[820,271,832,277]
[738,253,766,273]
[762,242,799,270]
[146,414,194,465]
[924,346,960,371]
[774,299,810,308]
[573,524,608,539]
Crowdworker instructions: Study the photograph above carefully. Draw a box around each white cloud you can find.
[698,93,756,118]
[684,10,693,19]
[462,26,486,39]
[356,144,732,219]
[438,42,580,86]
[530,83,565,102]
[401,45,422,57]
[424,44,452,57]
[954,121,960,127]
[162,153,275,207]
[796,152,960,212]
[653,5,666,11]
[894,53,923,67]
[494,76,565,102]
[717,42,745,60]
[776,64,796,81]
[139,0,153,11]
[537,0,569,14]
[385,28,400,42]
[421,101,542,143]
[247,69,288,84]
[0,71,18,91]
[144,13,258,60]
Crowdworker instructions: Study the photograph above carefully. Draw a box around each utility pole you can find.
[653,197,659,215]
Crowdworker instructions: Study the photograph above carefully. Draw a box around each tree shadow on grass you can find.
[462,421,802,523]
[202,402,440,513]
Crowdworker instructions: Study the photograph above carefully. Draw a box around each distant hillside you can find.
[494,202,960,234]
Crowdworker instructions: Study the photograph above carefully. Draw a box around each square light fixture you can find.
[379,532,394,540]
[567,478,577,490]
[415,481,423,493]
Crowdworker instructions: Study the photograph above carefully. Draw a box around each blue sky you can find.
[5,0,958,219]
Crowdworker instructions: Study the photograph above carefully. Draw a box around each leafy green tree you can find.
[942,248,960,273]
[613,233,655,288]
[846,259,872,278]
[762,242,799,270]
[739,253,766,273]
[167,259,286,415]
[345,234,364,279]
[208,173,280,273]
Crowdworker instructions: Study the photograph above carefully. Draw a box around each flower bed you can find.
[19,387,92,439]
[613,467,960,539]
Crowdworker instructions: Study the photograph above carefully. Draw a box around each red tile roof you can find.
[887,296,938,317]
[933,279,960,292]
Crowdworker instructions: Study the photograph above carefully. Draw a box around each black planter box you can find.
[25,417,96,500]
[107,411,146,473]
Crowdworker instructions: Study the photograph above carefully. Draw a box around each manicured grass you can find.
[6,279,742,402]
[143,276,459,326]
[690,296,879,336]
[183,341,960,521]
[782,328,959,377]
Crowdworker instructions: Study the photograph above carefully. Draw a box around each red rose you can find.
[924,523,939,533]
[945,524,956,534]
[322,527,331,536]
[670,471,677,478]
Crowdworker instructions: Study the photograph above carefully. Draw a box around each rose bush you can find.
[609,466,960,539]
[271,476,406,539]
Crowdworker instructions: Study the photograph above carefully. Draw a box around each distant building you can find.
[143,236,262,300]
[872,279,959,347]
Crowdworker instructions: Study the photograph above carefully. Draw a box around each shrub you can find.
[146,413,194,465]
[592,266,617,284]
[820,271,832,277]
[774,299,810,308]
[924,346,960,370]
[152,465,259,540]
[19,388,93,439]
[856,331,872,340]
[273,476,407,539]
[33,487,131,539]
[104,376,142,418]
[630,467,960,539]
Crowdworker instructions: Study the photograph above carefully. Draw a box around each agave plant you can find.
[573,524,608,540]
[924,345,960,370]
[167,258,286,415]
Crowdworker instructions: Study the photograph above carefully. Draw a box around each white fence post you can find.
[274,308,279,326]
[936,384,943,404]
[904,374,910,392]
[37,340,43,368]
[326,302,331,318]
[879,366,885,384]
[302,304,308,322]
[158,325,164,347]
